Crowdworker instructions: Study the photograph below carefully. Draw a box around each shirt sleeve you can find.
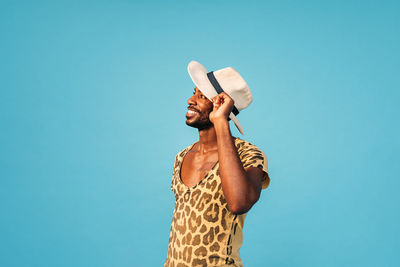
[238,142,270,190]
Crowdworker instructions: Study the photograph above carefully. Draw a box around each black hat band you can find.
[207,71,240,116]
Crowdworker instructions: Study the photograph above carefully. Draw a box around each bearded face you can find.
[185,87,214,130]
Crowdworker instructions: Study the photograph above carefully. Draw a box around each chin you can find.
[185,120,196,128]
[185,119,213,130]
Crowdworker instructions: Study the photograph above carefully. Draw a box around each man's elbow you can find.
[229,206,250,215]
[228,195,259,215]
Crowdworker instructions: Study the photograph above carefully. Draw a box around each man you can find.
[165,61,270,267]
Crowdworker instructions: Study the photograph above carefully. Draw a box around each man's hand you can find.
[209,92,234,124]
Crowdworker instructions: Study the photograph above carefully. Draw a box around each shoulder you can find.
[235,138,267,158]
[174,141,197,162]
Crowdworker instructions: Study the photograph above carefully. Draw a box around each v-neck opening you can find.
[178,142,218,190]
[177,137,239,190]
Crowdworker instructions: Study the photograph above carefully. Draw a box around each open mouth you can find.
[186,109,198,118]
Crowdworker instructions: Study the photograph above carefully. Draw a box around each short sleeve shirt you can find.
[165,138,269,267]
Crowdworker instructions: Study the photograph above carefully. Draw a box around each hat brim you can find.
[187,61,244,135]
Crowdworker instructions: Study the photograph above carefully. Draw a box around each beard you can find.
[185,112,213,130]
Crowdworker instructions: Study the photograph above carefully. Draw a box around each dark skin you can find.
[182,87,269,215]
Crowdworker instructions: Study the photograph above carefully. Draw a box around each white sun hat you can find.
[187,60,253,135]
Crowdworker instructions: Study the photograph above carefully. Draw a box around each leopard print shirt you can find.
[165,137,269,267]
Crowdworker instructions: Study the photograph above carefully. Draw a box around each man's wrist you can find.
[212,117,229,127]
[213,118,231,137]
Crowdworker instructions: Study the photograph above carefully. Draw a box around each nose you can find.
[187,94,196,106]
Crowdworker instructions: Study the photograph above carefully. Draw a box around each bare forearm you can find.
[214,119,258,213]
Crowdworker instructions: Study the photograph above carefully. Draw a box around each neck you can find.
[195,125,236,154]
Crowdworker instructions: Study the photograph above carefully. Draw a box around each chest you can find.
[180,151,219,188]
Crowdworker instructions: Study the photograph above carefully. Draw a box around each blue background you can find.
[1,1,399,266]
